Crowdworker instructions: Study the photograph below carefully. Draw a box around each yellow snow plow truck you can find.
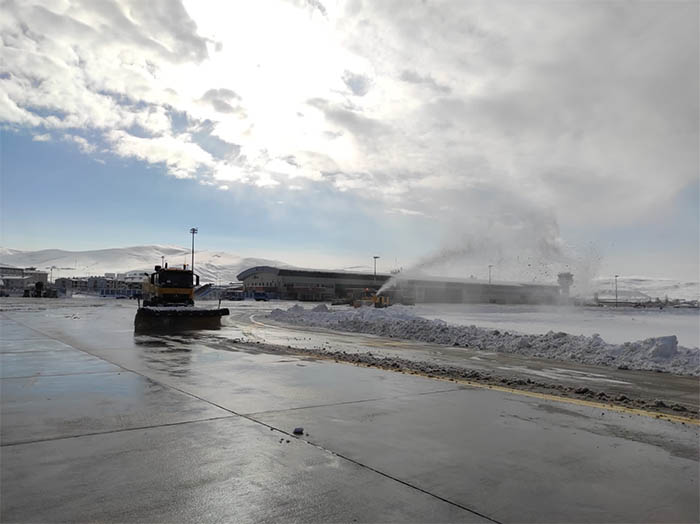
[134,264,229,332]
[352,289,391,308]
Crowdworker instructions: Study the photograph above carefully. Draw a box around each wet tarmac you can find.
[1,298,699,523]
[230,305,699,412]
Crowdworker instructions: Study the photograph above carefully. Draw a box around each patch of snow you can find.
[311,304,329,313]
[268,305,700,376]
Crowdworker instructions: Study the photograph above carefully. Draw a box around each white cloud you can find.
[106,129,213,178]
[0,0,697,278]
[64,134,96,153]
[389,208,425,217]
[212,164,247,183]
[0,90,43,126]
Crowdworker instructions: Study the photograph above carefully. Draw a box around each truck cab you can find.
[142,265,199,306]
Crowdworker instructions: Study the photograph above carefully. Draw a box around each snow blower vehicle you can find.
[134,264,229,332]
[352,289,391,308]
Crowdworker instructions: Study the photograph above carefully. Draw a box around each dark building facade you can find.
[237,266,567,304]
[237,266,390,301]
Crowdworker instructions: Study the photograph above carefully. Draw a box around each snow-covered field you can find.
[269,304,700,376]
[410,303,700,347]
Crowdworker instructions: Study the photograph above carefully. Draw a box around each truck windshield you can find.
[157,271,192,288]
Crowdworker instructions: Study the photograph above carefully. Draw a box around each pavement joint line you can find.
[0,414,238,448]
[1,349,75,354]
[243,386,461,417]
[249,314,700,426]
[4,312,503,524]
[1,338,56,343]
[242,413,504,524]
[1,370,124,380]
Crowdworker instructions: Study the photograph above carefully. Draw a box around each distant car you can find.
[115,295,128,299]
[253,292,269,301]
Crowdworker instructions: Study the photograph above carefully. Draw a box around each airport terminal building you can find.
[237,266,391,301]
[237,266,568,304]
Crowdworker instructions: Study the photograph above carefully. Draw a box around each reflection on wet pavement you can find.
[1,299,699,523]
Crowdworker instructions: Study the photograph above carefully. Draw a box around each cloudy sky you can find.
[1,0,698,281]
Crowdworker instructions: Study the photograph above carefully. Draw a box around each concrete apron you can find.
[1,306,698,523]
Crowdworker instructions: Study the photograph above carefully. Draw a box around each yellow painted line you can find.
[250,314,288,329]
[349,364,700,426]
[442,377,700,426]
[247,314,699,425]
[366,340,408,347]
[252,315,401,344]
[249,314,266,327]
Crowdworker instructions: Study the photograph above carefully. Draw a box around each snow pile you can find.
[269,305,700,376]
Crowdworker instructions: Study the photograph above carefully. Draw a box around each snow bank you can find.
[268,305,700,376]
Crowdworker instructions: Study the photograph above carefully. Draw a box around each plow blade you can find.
[134,306,230,333]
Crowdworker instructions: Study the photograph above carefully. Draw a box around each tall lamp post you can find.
[488,264,493,285]
[190,227,198,282]
[373,256,380,281]
[614,274,619,308]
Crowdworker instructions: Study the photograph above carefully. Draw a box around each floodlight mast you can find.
[190,227,198,283]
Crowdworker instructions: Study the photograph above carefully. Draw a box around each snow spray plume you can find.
[380,196,602,297]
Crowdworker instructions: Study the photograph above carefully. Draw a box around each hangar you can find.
[237,266,390,301]
[383,275,563,305]
[237,266,569,305]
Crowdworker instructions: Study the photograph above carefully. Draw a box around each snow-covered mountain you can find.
[0,245,288,284]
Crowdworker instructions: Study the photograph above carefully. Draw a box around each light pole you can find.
[614,274,619,307]
[190,227,198,281]
[373,256,380,281]
[488,264,493,285]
